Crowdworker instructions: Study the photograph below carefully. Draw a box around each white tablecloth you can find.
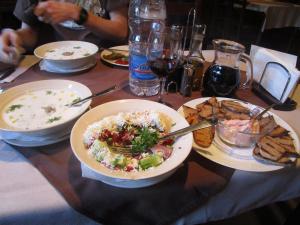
[1,105,300,225]
[0,142,99,225]
[247,0,300,31]
[1,51,300,224]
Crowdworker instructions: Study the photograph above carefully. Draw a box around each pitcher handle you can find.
[240,53,253,89]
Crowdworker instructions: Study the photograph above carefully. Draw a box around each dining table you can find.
[1,50,300,225]
[246,0,300,32]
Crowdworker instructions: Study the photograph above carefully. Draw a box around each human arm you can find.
[0,23,38,63]
[34,1,128,41]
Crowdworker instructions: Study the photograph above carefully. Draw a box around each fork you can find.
[108,119,214,156]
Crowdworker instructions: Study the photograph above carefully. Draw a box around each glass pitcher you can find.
[202,39,253,97]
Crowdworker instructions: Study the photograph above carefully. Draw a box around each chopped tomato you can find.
[125,165,134,172]
[115,58,128,65]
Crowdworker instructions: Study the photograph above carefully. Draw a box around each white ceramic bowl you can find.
[70,99,193,188]
[0,80,91,138]
[34,41,98,70]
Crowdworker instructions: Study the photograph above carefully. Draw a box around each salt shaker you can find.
[180,64,194,97]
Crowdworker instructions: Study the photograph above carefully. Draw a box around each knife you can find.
[0,67,15,81]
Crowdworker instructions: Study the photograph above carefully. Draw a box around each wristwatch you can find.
[76,7,88,25]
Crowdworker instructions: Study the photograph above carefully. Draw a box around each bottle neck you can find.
[188,33,205,62]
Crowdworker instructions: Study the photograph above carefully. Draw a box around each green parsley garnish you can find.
[71,97,82,104]
[6,104,23,113]
[47,116,61,123]
[46,90,52,95]
[131,127,159,154]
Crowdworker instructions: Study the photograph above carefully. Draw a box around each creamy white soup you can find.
[3,89,83,130]
[44,45,93,60]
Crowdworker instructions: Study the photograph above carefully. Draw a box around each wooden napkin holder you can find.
[252,62,297,111]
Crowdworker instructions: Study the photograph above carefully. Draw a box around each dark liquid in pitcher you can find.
[202,64,240,97]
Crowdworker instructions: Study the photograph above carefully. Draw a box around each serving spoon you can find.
[66,81,128,107]
[251,103,277,120]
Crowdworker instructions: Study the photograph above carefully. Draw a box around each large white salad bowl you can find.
[70,99,193,188]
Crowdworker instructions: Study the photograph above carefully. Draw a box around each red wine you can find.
[165,63,184,92]
[202,64,240,97]
[148,58,177,79]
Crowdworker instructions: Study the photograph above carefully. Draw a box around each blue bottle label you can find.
[130,54,156,80]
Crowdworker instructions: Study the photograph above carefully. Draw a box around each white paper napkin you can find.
[249,45,300,103]
[81,163,102,181]
[0,55,40,83]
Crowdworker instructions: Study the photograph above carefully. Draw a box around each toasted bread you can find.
[182,105,199,125]
[197,104,213,119]
[193,126,215,148]
[221,107,250,120]
[221,100,250,114]
[273,135,297,154]
[269,125,289,137]
[207,96,219,107]
[259,147,280,161]
[258,115,277,134]
[256,136,292,161]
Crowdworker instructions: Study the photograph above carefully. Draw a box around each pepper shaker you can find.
[180,64,194,97]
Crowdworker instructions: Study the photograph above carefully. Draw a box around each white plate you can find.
[100,45,129,67]
[1,122,73,147]
[70,99,193,188]
[39,59,96,73]
[34,41,98,70]
[178,97,300,172]
[0,80,91,137]
[3,132,70,147]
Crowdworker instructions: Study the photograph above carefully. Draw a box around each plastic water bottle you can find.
[128,0,166,96]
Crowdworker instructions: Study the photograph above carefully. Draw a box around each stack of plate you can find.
[0,80,91,147]
[34,41,98,73]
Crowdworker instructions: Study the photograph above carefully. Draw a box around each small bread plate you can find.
[178,97,300,172]
[100,45,129,67]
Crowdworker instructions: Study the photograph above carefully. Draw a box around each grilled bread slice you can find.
[183,105,215,148]
[269,125,289,137]
[196,97,222,120]
[258,115,277,134]
[221,100,250,114]
[197,103,213,119]
[255,134,298,164]
[221,107,250,120]
[182,105,199,125]
[257,136,286,161]
[193,125,215,148]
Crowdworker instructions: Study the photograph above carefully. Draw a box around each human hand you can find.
[0,29,24,65]
[34,1,81,24]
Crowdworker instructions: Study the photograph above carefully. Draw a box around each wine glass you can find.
[147,27,182,104]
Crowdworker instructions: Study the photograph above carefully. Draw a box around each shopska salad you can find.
[83,110,174,172]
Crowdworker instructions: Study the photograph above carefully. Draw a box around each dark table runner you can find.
[3,60,268,225]
[16,143,233,225]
